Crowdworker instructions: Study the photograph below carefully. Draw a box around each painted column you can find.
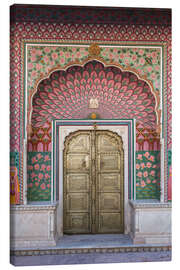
[160,138,165,202]
[23,139,27,205]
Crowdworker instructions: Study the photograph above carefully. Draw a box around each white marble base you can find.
[10,203,58,248]
[129,200,172,244]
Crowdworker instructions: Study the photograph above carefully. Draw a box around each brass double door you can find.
[63,130,124,234]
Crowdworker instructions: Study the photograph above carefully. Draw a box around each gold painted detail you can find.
[88,44,101,57]
[63,130,124,234]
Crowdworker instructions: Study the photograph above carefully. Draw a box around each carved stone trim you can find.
[129,200,172,209]
[11,203,57,212]
[11,245,171,256]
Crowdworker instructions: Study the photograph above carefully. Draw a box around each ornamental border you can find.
[19,39,168,203]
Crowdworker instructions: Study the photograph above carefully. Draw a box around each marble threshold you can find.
[11,234,171,256]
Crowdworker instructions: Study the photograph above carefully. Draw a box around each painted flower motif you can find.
[152,165,157,168]
[45,173,50,179]
[139,49,144,56]
[41,164,46,171]
[52,52,58,60]
[34,164,40,170]
[141,180,146,187]
[150,73,156,80]
[43,55,49,64]
[31,157,37,164]
[146,162,152,168]
[36,50,42,56]
[31,54,36,62]
[31,172,36,178]
[137,172,142,177]
[37,153,43,160]
[150,170,155,176]
[40,183,46,190]
[28,62,33,69]
[139,57,145,65]
[151,51,157,59]
[47,184,50,189]
[152,180,157,183]
[44,47,51,53]
[147,178,151,184]
[28,165,33,170]
[38,173,43,180]
[137,154,143,160]
[31,48,37,55]
[60,57,65,64]
[144,152,150,158]
[36,63,42,70]
[147,66,152,72]
[44,155,50,161]
[136,164,140,170]
[143,171,148,177]
[141,163,145,169]
[35,182,39,187]
[46,165,51,171]
[120,53,124,59]
[76,52,81,58]
[124,58,130,65]
[65,52,70,58]
[132,55,137,61]
[31,70,37,77]
[149,155,155,162]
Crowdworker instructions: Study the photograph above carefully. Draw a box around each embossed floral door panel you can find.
[63,130,124,234]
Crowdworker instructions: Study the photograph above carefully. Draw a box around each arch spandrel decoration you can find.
[27,50,161,138]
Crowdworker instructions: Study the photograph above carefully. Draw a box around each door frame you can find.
[52,119,136,237]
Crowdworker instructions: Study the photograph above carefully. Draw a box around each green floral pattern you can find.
[27,46,161,106]
[27,152,51,201]
[136,151,160,199]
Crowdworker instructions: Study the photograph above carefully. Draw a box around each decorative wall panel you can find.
[10,5,171,204]
[136,151,160,199]
[27,152,51,201]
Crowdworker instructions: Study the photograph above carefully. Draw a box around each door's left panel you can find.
[63,131,92,234]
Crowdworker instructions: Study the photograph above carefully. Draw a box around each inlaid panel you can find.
[67,193,89,212]
[68,134,90,153]
[67,154,89,171]
[99,193,121,211]
[99,213,122,233]
[67,174,89,192]
[98,134,119,152]
[98,154,120,171]
[99,174,120,191]
[65,213,90,233]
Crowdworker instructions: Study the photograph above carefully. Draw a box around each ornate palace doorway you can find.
[63,129,124,234]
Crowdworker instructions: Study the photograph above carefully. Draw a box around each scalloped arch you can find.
[28,58,160,137]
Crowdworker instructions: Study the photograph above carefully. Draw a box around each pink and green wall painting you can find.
[10,6,171,204]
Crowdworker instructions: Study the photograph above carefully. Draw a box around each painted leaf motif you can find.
[32,60,156,130]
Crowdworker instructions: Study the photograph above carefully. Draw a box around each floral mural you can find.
[27,152,51,201]
[136,151,160,199]
[10,5,171,203]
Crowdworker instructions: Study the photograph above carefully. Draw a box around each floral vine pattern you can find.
[27,152,51,201]
[27,46,161,99]
[136,151,160,199]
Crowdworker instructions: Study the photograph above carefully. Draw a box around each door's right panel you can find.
[96,131,124,233]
